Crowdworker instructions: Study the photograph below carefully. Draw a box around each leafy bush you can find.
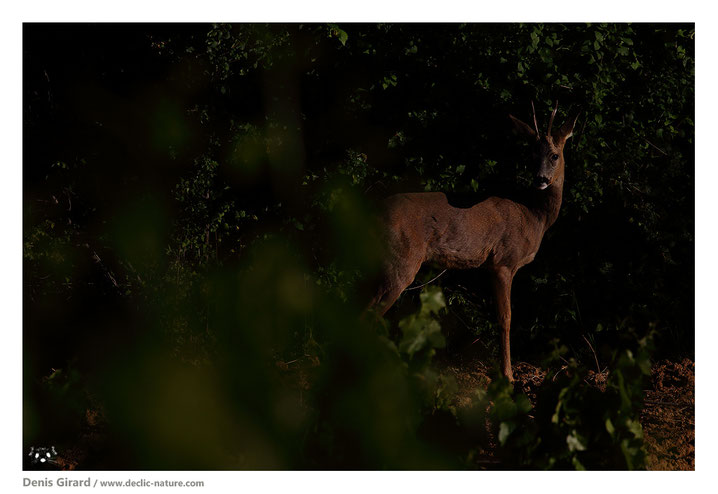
[471,334,653,470]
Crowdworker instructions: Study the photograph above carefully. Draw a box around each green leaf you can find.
[566,430,587,452]
[328,24,349,46]
[605,417,615,436]
[625,418,643,440]
[515,393,533,414]
[498,422,514,445]
[419,286,446,315]
[398,318,445,358]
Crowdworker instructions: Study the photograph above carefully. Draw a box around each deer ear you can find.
[557,113,580,141]
[509,114,537,139]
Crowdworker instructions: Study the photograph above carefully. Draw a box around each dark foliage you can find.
[24,23,693,470]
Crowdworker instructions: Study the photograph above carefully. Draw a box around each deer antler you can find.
[530,101,540,136]
[547,100,559,136]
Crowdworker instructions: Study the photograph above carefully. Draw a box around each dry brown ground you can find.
[641,359,695,470]
[443,356,695,470]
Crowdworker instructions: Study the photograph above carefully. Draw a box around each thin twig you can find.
[552,364,569,382]
[643,138,668,156]
[364,180,386,194]
[582,334,601,374]
[405,269,447,291]
[89,247,120,289]
[468,337,490,351]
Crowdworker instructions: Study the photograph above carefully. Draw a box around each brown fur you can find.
[369,103,579,381]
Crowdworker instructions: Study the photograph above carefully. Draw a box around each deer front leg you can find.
[492,268,514,382]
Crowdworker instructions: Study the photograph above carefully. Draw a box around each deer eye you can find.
[551,154,559,161]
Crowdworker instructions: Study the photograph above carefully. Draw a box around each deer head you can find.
[509,101,579,190]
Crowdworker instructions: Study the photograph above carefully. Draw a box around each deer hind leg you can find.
[370,256,424,316]
[492,267,514,382]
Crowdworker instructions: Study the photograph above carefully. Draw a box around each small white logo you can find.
[28,446,58,465]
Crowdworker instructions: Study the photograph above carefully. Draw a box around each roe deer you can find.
[368,102,579,381]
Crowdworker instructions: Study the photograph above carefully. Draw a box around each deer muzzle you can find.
[533,175,551,190]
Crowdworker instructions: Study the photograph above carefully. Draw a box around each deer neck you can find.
[530,174,564,232]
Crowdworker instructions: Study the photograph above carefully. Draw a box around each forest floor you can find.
[442,356,695,470]
[46,355,694,471]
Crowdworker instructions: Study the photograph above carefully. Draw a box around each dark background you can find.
[23,23,694,469]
